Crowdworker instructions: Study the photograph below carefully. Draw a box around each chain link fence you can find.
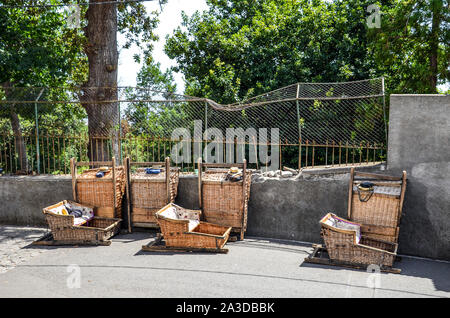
[0,78,387,174]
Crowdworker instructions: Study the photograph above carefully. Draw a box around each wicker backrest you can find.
[197,159,251,231]
[347,168,407,242]
[70,157,126,219]
[123,157,180,231]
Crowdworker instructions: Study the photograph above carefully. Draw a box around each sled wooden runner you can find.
[303,244,401,274]
[141,234,229,254]
[32,233,112,246]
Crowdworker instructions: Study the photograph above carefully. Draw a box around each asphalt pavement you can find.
[0,227,449,298]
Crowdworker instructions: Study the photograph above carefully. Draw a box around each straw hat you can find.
[229,167,239,174]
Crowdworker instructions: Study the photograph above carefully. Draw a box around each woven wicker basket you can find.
[155,203,231,249]
[198,160,251,240]
[43,200,121,243]
[124,157,180,229]
[320,213,397,267]
[71,157,126,219]
[348,168,407,243]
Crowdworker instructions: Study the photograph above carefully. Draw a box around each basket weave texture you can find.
[320,213,397,267]
[156,203,231,249]
[43,201,121,242]
[202,171,251,230]
[350,174,406,243]
[131,169,179,224]
[76,167,126,218]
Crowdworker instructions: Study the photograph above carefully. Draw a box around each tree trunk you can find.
[2,82,29,173]
[81,0,120,163]
[9,105,28,173]
[429,0,442,92]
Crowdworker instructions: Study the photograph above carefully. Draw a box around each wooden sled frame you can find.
[124,157,179,232]
[141,233,229,253]
[304,244,401,274]
[197,158,249,240]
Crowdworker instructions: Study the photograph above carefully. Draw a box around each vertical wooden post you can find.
[241,159,247,240]
[112,156,117,218]
[198,157,202,210]
[70,157,77,202]
[347,167,355,219]
[124,157,132,233]
[165,157,170,204]
[312,140,315,168]
[398,171,407,223]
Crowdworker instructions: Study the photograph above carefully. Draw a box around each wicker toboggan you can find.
[124,157,180,231]
[320,213,398,268]
[347,168,407,243]
[198,159,251,240]
[70,157,126,219]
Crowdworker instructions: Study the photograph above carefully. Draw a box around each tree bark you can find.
[9,104,28,173]
[2,82,29,173]
[429,0,443,92]
[81,0,120,163]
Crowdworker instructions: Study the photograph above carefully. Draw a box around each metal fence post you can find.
[204,100,208,163]
[35,88,44,174]
[296,83,301,169]
[381,77,388,147]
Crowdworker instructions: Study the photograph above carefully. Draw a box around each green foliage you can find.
[368,0,449,93]
[165,0,380,103]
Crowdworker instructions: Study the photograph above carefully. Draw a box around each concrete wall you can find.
[0,176,73,226]
[387,94,450,261]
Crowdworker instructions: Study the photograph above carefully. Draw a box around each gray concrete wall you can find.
[0,176,73,226]
[387,94,450,261]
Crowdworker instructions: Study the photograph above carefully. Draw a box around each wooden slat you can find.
[165,157,170,204]
[347,167,354,219]
[124,157,132,233]
[76,161,113,167]
[360,224,397,236]
[198,158,202,209]
[112,156,117,218]
[354,171,403,181]
[202,162,244,168]
[130,161,165,167]
[70,158,77,201]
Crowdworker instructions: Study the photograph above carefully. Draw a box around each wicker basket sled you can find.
[141,203,232,253]
[70,157,126,219]
[198,159,251,240]
[36,200,121,246]
[348,168,407,243]
[304,213,400,273]
[124,157,180,231]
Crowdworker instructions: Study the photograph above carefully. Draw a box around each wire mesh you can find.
[0,78,387,174]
